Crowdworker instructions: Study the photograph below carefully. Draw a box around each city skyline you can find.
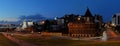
[0,0,120,46]
[0,0,120,22]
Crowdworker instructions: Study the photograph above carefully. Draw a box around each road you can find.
[2,32,38,46]
[106,28,120,41]
[106,28,118,38]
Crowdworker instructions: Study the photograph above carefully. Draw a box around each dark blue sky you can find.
[0,0,120,22]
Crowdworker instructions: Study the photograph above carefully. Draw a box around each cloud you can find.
[0,14,47,24]
[0,18,19,24]
[0,18,19,22]
[19,14,46,21]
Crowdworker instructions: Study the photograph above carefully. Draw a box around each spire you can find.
[84,8,93,17]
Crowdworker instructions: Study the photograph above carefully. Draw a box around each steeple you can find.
[84,8,93,17]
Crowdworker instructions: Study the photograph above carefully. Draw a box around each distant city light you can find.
[41,21,45,24]
[111,23,116,27]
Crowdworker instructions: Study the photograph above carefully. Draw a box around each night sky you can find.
[0,0,120,22]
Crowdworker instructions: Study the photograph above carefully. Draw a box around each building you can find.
[21,20,27,29]
[111,13,120,33]
[57,18,64,25]
[68,23,99,37]
[112,13,120,26]
[21,19,34,30]
[68,8,102,37]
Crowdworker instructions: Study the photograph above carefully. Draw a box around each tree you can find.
[44,20,51,31]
